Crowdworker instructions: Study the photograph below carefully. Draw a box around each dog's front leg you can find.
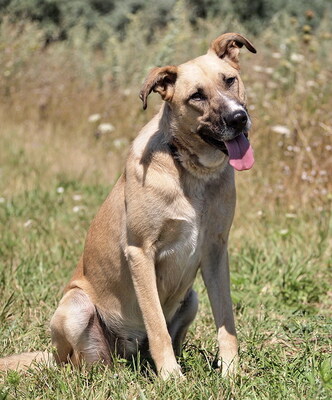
[201,243,238,376]
[126,245,182,379]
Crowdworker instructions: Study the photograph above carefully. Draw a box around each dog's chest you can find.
[157,214,201,264]
[155,188,206,303]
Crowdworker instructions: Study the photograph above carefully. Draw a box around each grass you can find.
[0,6,332,399]
[0,180,331,399]
[0,182,330,399]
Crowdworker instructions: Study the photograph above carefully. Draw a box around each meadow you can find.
[0,4,331,399]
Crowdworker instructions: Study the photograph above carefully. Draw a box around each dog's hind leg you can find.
[168,289,198,356]
[50,288,111,366]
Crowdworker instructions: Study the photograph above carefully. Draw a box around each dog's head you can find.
[140,33,257,171]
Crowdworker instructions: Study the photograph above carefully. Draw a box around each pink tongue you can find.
[224,133,255,171]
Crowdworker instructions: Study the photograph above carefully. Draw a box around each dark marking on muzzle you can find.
[197,129,228,155]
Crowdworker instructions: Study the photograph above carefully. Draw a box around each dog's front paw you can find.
[159,361,183,380]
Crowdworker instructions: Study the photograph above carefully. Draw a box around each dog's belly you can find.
[155,217,203,320]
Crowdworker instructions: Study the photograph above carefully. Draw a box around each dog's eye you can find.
[189,91,206,101]
[225,77,236,86]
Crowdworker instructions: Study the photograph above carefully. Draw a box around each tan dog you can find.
[0,33,256,378]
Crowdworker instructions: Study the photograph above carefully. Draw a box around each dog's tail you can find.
[0,351,53,371]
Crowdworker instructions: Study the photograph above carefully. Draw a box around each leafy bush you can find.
[0,0,331,45]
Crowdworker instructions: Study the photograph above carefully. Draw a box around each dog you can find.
[0,33,256,379]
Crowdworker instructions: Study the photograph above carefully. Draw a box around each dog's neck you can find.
[160,104,229,180]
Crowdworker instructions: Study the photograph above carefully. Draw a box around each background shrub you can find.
[0,0,331,45]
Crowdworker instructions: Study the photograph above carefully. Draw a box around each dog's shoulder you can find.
[126,117,180,193]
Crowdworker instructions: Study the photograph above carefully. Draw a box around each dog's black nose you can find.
[225,110,248,130]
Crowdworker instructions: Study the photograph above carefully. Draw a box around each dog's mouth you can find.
[198,130,255,171]
[198,131,228,154]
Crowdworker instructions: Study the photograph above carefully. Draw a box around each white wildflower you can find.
[253,65,263,72]
[279,229,289,236]
[290,53,304,63]
[24,219,33,228]
[272,52,281,59]
[123,88,131,96]
[285,213,297,219]
[278,76,289,84]
[97,123,115,135]
[283,165,290,175]
[72,194,82,201]
[113,138,127,149]
[0,197,5,203]
[306,80,317,88]
[88,113,101,123]
[271,125,291,136]
[261,285,271,294]
[56,187,64,194]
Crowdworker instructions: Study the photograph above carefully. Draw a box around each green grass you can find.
[0,178,331,399]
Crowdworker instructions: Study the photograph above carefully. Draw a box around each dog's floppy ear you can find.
[139,66,177,110]
[209,33,256,68]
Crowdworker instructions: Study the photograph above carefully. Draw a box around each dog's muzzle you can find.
[197,107,251,151]
[196,107,254,171]
[224,110,248,132]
